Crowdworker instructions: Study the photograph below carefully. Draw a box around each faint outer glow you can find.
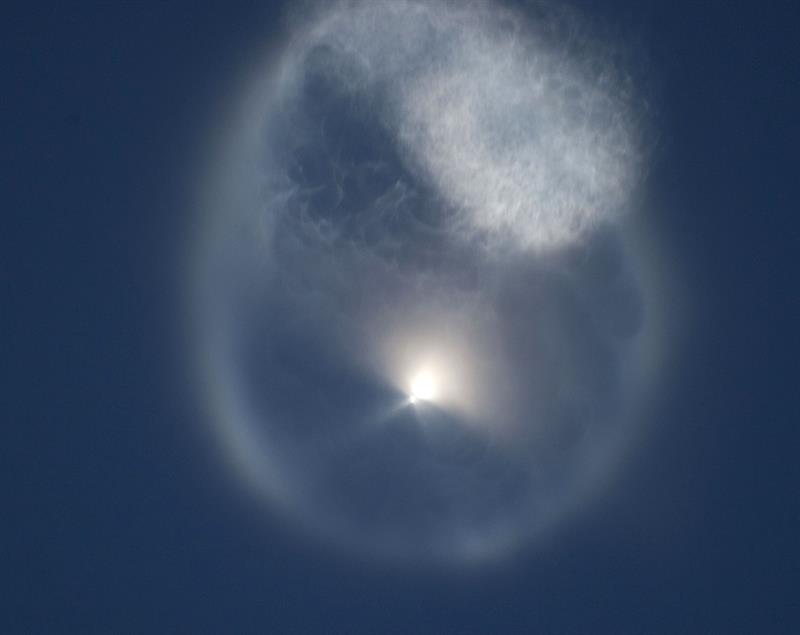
[183,0,673,567]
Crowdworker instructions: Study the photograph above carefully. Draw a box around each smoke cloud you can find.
[187,0,662,565]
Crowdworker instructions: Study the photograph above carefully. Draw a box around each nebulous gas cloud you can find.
[187,0,663,564]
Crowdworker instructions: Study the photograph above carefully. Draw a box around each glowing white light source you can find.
[410,371,437,403]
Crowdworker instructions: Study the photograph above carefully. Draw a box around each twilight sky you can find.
[4,0,798,632]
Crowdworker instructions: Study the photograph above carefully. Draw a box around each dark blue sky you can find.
[4,1,798,632]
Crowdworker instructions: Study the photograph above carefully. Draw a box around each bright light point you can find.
[410,371,438,403]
